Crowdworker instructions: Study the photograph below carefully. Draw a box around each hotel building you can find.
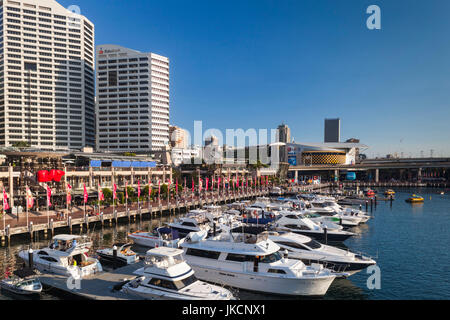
[0,0,96,150]
[96,44,170,153]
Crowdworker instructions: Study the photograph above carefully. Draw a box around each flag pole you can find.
[26,185,29,227]
[47,184,49,227]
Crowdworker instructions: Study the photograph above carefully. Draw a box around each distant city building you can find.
[324,118,341,143]
[277,123,291,163]
[0,0,96,150]
[287,142,368,166]
[277,123,291,143]
[204,135,219,147]
[169,126,188,149]
[171,146,201,166]
[96,44,170,153]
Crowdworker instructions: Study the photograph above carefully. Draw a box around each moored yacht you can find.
[96,243,139,266]
[168,210,214,237]
[18,235,102,278]
[122,247,235,300]
[268,231,376,276]
[179,229,337,296]
[129,227,180,248]
[274,211,355,242]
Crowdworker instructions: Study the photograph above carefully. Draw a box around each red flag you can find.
[3,189,10,211]
[98,184,105,201]
[176,179,178,194]
[148,182,152,198]
[66,183,72,206]
[83,183,88,203]
[137,180,141,198]
[158,180,161,197]
[237,175,239,187]
[27,186,35,209]
[206,177,209,191]
[191,178,194,193]
[199,178,202,192]
[113,183,117,200]
[47,185,52,207]
[125,181,128,199]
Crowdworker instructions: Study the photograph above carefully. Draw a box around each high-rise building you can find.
[0,0,96,150]
[277,123,291,143]
[96,44,170,153]
[277,123,290,163]
[324,118,340,143]
[169,125,188,149]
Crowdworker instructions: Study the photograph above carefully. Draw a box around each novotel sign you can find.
[98,48,121,54]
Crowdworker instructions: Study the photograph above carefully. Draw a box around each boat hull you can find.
[190,265,335,296]
[288,230,354,243]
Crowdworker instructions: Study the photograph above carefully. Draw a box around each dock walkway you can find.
[40,261,146,300]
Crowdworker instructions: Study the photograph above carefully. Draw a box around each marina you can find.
[1,186,449,300]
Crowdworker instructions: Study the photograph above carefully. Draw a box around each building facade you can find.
[324,118,341,143]
[0,0,96,150]
[169,125,188,149]
[277,123,291,163]
[96,44,170,153]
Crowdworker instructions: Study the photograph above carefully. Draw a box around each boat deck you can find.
[39,261,145,300]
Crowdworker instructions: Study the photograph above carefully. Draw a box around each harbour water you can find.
[0,188,449,300]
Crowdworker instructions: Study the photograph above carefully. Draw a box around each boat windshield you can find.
[304,240,322,249]
[259,251,283,263]
[173,274,198,290]
[145,253,184,268]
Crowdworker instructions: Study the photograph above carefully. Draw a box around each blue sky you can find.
[60,0,450,157]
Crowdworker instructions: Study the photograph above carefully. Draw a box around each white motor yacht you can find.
[129,227,181,248]
[122,247,235,300]
[274,211,355,242]
[96,243,139,266]
[0,268,42,296]
[168,210,221,237]
[268,231,376,276]
[18,235,102,278]
[179,229,337,296]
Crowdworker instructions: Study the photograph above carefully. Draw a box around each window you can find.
[148,278,177,291]
[304,240,322,250]
[275,241,306,250]
[40,256,58,263]
[225,253,254,262]
[181,222,196,227]
[185,248,220,259]
[259,252,283,264]
[268,269,286,274]
[285,224,311,231]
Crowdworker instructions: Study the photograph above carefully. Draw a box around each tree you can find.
[126,186,136,199]
[117,192,125,204]
[102,188,113,202]
[12,141,30,148]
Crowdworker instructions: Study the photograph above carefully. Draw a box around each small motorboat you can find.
[384,189,395,196]
[405,195,424,203]
[366,189,375,197]
[121,247,235,300]
[96,243,139,266]
[129,227,180,248]
[0,268,42,296]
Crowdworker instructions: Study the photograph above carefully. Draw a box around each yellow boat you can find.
[405,194,424,203]
[385,189,395,196]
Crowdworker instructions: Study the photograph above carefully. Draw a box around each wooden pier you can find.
[39,261,146,300]
[0,190,270,241]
